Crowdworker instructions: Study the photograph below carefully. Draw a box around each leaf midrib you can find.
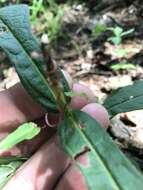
[0,15,57,103]
[105,92,143,111]
[70,114,122,190]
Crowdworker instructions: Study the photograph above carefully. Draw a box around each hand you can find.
[0,75,109,190]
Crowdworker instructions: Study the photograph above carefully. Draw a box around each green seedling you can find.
[114,47,129,58]
[0,5,143,190]
[107,26,134,45]
[110,62,136,71]
[92,23,107,38]
[107,26,135,70]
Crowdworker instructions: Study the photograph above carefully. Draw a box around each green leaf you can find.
[108,37,121,45]
[0,160,23,188]
[0,5,58,112]
[0,156,27,188]
[121,28,134,37]
[0,156,27,165]
[110,63,136,71]
[0,165,15,180]
[114,48,128,57]
[107,27,123,36]
[114,27,123,36]
[92,24,107,37]
[59,110,143,190]
[103,80,143,118]
[95,24,107,33]
[0,122,40,152]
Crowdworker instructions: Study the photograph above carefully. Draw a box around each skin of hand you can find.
[0,73,109,190]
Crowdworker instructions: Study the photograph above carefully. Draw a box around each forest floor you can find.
[1,0,143,169]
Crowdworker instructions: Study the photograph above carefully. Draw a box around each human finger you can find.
[2,136,69,190]
[70,83,95,109]
[0,83,45,131]
[2,102,109,189]
[0,70,72,130]
[55,155,88,190]
[54,103,109,190]
[81,103,109,129]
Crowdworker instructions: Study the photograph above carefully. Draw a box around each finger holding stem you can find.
[2,103,109,190]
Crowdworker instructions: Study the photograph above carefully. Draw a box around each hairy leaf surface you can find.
[59,110,143,190]
[0,5,58,112]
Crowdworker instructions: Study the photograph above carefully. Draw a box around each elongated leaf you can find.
[0,5,58,112]
[121,28,134,37]
[59,110,143,190]
[0,122,40,152]
[103,80,143,118]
